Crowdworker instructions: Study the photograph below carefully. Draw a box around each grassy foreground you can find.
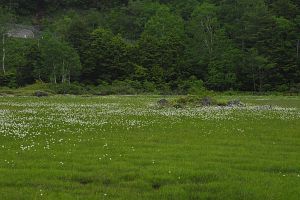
[0,95,300,200]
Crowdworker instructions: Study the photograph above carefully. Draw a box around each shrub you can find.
[170,95,243,108]
[177,76,207,95]
[111,80,137,95]
[49,83,87,95]
[0,72,17,88]
[142,81,157,94]
[96,80,138,95]
[156,83,172,95]
[276,84,289,92]
[289,84,300,94]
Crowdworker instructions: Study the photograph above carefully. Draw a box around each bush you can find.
[96,80,137,95]
[170,95,242,108]
[143,81,157,94]
[171,96,208,108]
[94,79,210,95]
[222,90,239,96]
[289,83,300,94]
[111,80,137,95]
[276,84,289,92]
[49,83,87,95]
[96,80,162,95]
[177,76,207,95]
[0,72,17,88]
[156,83,172,95]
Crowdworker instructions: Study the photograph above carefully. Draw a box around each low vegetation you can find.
[0,95,300,199]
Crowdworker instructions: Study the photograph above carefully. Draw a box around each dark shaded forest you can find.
[0,0,299,93]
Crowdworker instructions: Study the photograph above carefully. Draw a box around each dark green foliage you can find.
[48,83,86,95]
[177,76,206,95]
[81,28,133,83]
[0,72,17,88]
[171,95,231,108]
[0,0,299,93]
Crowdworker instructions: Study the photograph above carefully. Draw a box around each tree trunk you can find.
[251,64,256,92]
[62,60,65,83]
[68,70,71,85]
[38,73,42,82]
[53,63,57,84]
[259,68,262,92]
[2,34,5,75]
[297,39,299,59]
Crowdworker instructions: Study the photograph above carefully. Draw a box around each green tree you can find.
[0,7,15,75]
[82,28,132,83]
[138,7,185,83]
[16,42,41,86]
[106,1,169,40]
[39,34,81,83]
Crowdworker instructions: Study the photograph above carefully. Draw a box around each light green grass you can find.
[0,83,53,96]
[0,95,300,199]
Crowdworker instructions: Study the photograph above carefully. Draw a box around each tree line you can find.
[0,0,300,93]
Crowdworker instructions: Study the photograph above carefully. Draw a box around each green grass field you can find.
[0,95,300,200]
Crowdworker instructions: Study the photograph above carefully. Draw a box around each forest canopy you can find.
[0,0,299,93]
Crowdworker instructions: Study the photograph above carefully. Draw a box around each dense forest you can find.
[0,0,299,93]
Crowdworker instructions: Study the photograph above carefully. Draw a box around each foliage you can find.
[0,0,299,93]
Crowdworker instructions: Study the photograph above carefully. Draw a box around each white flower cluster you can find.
[0,96,299,152]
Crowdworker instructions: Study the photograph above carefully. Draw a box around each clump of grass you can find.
[167,96,242,108]
[0,82,55,96]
